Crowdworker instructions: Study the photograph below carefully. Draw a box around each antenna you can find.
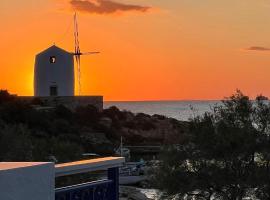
[73,13,100,96]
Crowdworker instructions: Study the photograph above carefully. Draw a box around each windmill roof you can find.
[36,45,72,57]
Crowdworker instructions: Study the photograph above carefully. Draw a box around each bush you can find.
[153,90,270,200]
[75,105,100,126]
[0,90,15,104]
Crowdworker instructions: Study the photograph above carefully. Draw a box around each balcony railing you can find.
[55,157,124,200]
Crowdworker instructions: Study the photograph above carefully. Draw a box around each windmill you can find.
[73,13,100,95]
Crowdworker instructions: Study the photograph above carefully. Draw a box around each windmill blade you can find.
[74,13,80,56]
[73,13,100,96]
[82,51,100,55]
[75,55,81,95]
[74,12,82,95]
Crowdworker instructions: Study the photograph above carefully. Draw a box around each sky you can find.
[1,0,270,101]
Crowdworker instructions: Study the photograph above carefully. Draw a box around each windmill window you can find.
[50,56,56,63]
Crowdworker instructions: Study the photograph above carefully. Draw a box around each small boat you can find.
[115,137,147,185]
[119,175,147,185]
[115,137,131,161]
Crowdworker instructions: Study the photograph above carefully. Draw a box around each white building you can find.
[34,45,74,97]
[0,157,124,200]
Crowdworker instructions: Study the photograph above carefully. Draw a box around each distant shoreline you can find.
[105,100,221,103]
[104,100,221,121]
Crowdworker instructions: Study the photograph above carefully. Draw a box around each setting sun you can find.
[1,0,270,100]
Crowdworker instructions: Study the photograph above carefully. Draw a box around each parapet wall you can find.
[18,96,103,111]
[0,162,55,200]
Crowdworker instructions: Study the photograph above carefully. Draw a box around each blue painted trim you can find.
[55,167,120,200]
[108,167,119,200]
[56,179,112,193]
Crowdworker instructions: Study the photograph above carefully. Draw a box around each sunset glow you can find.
[1,0,270,100]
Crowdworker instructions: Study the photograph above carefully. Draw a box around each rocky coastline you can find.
[0,90,190,162]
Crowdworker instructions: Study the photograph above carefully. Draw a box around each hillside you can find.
[0,90,189,163]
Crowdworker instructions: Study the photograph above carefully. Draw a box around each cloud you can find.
[70,0,151,15]
[245,46,270,51]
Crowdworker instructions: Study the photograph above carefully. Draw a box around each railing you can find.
[55,157,124,200]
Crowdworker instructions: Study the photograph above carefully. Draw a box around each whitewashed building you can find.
[0,157,124,200]
[34,45,74,97]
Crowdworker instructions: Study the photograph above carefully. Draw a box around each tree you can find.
[75,105,100,126]
[0,90,15,104]
[0,124,33,161]
[256,94,268,101]
[153,90,270,200]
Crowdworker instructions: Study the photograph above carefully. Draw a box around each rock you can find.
[80,129,114,154]
[119,117,189,145]
[120,186,150,200]
[99,117,112,129]
[102,106,190,146]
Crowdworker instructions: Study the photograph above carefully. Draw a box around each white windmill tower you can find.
[34,13,99,97]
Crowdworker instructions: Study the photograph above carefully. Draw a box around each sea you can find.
[104,101,221,121]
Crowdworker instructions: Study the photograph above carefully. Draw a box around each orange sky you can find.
[1,0,270,101]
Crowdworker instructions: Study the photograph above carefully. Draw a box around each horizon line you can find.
[104,99,222,102]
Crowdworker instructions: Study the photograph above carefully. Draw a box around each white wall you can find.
[34,45,74,97]
[0,162,55,200]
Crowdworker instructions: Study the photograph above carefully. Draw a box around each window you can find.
[50,86,58,96]
[50,56,56,63]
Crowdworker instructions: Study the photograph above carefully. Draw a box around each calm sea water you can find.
[104,101,221,121]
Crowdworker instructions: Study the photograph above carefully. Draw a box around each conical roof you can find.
[36,45,72,57]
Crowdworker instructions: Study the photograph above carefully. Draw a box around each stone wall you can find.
[18,96,103,111]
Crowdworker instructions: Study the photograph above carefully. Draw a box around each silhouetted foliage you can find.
[54,105,73,121]
[0,90,15,104]
[153,90,270,200]
[0,91,110,162]
[31,97,43,105]
[0,124,33,161]
[256,94,268,101]
[123,113,156,131]
[75,105,100,126]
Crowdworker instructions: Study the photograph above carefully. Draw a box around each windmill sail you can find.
[74,13,82,95]
[73,13,100,96]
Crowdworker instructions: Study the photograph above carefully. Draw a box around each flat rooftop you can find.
[55,157,125,177]
[0,162,50,171]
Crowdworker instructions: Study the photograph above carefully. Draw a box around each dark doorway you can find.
[50,86,58,96]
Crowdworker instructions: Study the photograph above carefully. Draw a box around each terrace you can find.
[0,157,125,200]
